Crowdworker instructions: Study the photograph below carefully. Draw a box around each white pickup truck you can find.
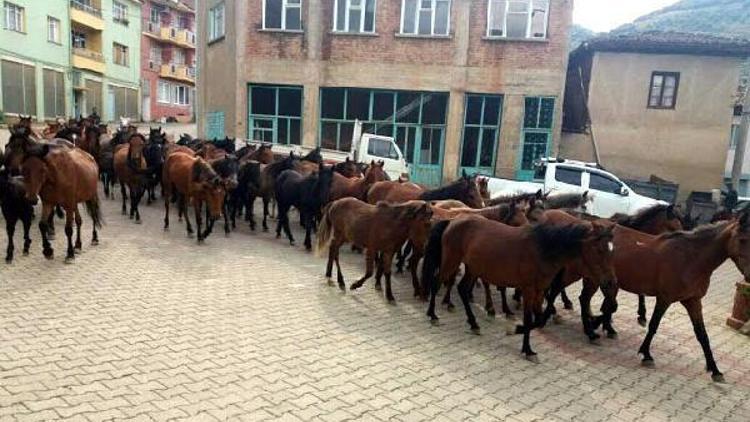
[242,120,409,181]
[486,158,664,218]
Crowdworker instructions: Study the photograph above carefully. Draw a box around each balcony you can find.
[70,0,104,31]
[143,21,195,49]
[160,63,195,84]
[72,48,105,73]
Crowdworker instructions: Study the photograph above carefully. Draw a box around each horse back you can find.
[164,152,197,196]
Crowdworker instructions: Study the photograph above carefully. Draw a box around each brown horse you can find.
[21,144,102,262]
[196,143,228,161]
[590,215,750,382]
[162,152,226,243]
[331,157,363,178]
[244,144,274,164]
[113,133,149,222]
[329,161,387,202]
[367,172,484,209]
[422,215,615,361]
[477,176,490,202]
[317,199,433,302]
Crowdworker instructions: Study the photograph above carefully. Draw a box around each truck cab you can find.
[350,120,409,181]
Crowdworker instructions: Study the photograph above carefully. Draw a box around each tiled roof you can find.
[574,31,750,57]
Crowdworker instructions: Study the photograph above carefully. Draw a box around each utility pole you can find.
[731,86,750,187]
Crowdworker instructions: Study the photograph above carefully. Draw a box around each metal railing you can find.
[70,0,102,18]
[73,47,104,62]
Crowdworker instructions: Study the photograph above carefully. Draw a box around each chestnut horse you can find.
[590,216,750,382]
[367,171,484,209]
[113,133,149,222]
[317,198,433,302]
[422,215,615,361]
[162,152,226,243]
[21,144,102,262]
[329,160,387,202]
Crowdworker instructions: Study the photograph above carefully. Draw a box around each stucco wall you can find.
[588,52,742,197]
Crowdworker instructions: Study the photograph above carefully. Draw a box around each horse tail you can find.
[421,220,450,299]
[315,202,334,257]
[85,197,104,229]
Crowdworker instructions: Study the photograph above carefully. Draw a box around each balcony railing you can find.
[73,47,104,62]
[70,0,102,18]
[145,20,160,35]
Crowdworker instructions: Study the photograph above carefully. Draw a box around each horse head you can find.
[460,172,484,209]
[727,211,750,282]
[501,200,530,227]
[579,221,617,299]
[20,144,51,204]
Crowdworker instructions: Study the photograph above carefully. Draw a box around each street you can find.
[1,196,750,421]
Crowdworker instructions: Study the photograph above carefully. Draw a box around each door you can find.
[396,125,443,186]
[107,87,116,121]
[585,171,631,218]
[74,91,83,118]
[516,97,555,181]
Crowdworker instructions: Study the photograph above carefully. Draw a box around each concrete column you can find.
[496,94,524,178]
[302,84,319,148]
[301,0,323,148]
[35,64,44,121]
[443,91,465,181]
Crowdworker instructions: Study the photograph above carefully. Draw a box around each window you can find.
[150,5,163,23]
[520,96,554,173]
[1,59,35,115]
[111,86,138,119]
[47,16,60,43]
[4,2,23,32]
[149,47,162,68]
[173,49,186,65]
[554,167,582,186]
[84,80,102,116]
[401,0,450,36]
[43,69,65,118]
[208,2,225,42]
[487,0,549,39]
[174,85,190,105]
[589,172,622,194]
[368,137,399,160]
[248,85,303,145]
[158,80,171,103]
[72,30,87,49]
[460,94,502,173]
[113,43,129,67]
[264,0,302,31]
[648,71,680,109]
[334,0,375,33]
[113,2,128,24]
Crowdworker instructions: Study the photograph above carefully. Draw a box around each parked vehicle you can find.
[243,120,409,181]
[486,158,664,217]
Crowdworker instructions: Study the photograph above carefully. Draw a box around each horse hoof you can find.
[430,319,440,326]
[43,250,54,259]
[524,354,540,364]
[374,284,382,291]
[387,298,396,305]
[135,219,142,225]
[91,240,99,246]
[446,303,455,312]
[350,284,361,291]
[64,257,75,264]
[470,326,481,335]
[23,251,29,256]
[563,302,574,310]
[712,373,726,383]
[589,336,602,345]
[5,258,12,264]
[552,314,563,324]
[187,233,194,238]
[641,359,655,368]
[338,283,346,292]
[606,331,618,339]
[637,317,647,327]
[486,310,496,318]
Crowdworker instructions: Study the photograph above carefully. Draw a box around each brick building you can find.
[197,0,573,185]
[141,0,196,122]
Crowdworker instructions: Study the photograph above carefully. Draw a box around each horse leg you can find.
[333,240,346,291]
[516,289,539,361]
[223,201,230,236]
[408,249,423,299]
[262,196,270,232]
[194,200,204,243]
[382,252,397,303]
[395,243,405,274]
[578,279,601,342]
[135,187,145,224]
[637,299,671,367]
[483,280,496,317]
[38,203,54,259]
[22,212,32,256]
[499,288,514,317]
[247,195,256,231]
[74,208,83,252]
[457,272,480,333]
[560,288,574,310]
[63,206,75,263]
[512,288,522,308]
[303,211,313,251]
[350,250,375,290]
[47,212,56,240]
[121,182,128,215]
[282,207,295,245]
[183,199,194,237]
[442,277,455,311]
[163,190,170,230]
[5,215,17,263]
[539,270,566,327]
[637,294,648,327]
[681,298,724,382]
[374,252,384,291]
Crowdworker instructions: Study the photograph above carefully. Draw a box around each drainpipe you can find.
[731,86,750,188]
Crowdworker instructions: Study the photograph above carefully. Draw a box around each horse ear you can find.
[582,190,589,199]
[535,189,543,200]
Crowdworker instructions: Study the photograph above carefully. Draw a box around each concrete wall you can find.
[198,0,573,181]
[559,131,596,162]
[588,52,742,198]
[0,0,71,120]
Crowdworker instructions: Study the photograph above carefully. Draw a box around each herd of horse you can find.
[2,115,749,384]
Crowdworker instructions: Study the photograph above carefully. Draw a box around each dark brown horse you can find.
[113,133,149,222]
[367,171,484,209]
[317,198,433,302]
[162,152,226,243]
[422,215,615,361]
[591,216,750,382]
[21,144,102,262]
[331,157,363,178]
[329,161,387,202]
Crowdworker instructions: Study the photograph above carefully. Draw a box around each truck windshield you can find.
[367,138,399,160]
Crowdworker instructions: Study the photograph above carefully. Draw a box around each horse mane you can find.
[420,178,472,202]
[659,220,731,241]
[613,204,670,229]
[531,223,590,261]
[544,192,589,210]
[266,154,297,177]
[192,157,219,183]
[211,155,239,178]
[486,191,539,207]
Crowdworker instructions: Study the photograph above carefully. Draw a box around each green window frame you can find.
[318,87,448,157]
[248,84,303,145]
[460,94,503,175]
[519,96,554,176]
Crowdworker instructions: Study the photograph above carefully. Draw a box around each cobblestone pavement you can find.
[1,196,750,421]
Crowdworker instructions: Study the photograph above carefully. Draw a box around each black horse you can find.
[209,155,240,235]
[229,161,262,230]
[0,169,34,263]
[145,128,167,204]
[274,163,334,250]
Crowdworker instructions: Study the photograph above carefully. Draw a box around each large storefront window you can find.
[319,87,447,185]
[1,60,36,115]
[43,69,65,118]
[460,94,502,176]
[248,84,303,145]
